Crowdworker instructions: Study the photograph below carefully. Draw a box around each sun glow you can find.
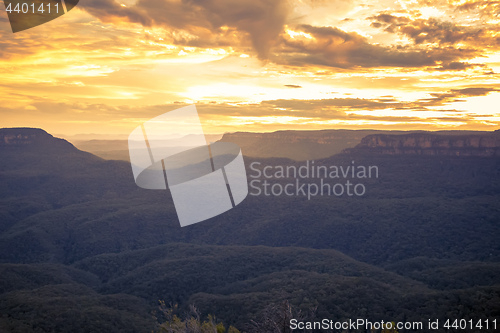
[0,1,498,135]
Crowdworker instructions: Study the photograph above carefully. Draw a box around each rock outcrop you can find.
[346,130,500,156]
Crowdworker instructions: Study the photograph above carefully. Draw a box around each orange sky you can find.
[1,0,500,138]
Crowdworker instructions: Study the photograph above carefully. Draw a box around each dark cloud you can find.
[437,62,484,71]
[81,0,288,59]
[274,24,478,68]
[420,87,498,105]
[452,87,498,96]
[454,0,500,18]
[284,85,302,88]
[369,13,410,33]
[400,19,492,45]
[370,13,500,49]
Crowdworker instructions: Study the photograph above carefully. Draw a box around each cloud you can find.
[437,62,484,71]
[17,86,497,120]
[261,98,401,112]
[370,13,500,49]
[274,24,478,68]
[426,87,499,103]
[80,0,152,26]
[369,13,410,32]
[452,87,498,96]
[81,0,289,59]
[78,0,499,69]
[452,0,500,18]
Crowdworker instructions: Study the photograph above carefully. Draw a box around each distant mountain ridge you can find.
[346,130,500,156]
[219,129,495,160]
[72,134,223,161]
[220,130,401,160]
[37,128,500,162]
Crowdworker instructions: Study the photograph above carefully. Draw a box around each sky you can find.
[1,0,500,138]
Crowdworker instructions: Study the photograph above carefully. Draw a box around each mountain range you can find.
[73,129,500,162]
[0,127,499,332]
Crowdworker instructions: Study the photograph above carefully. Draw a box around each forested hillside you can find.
[0,128,499,332]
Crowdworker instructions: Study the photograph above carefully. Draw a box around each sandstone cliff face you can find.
[221,130,499,159]
[219,130,399,160]
[348,131,500,156]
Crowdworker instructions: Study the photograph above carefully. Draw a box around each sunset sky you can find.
[1,0,500,138]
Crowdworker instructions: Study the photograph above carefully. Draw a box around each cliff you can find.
[346,130,500,157]
[219,130,403,160]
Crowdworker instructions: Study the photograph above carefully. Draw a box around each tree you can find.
[249,300,316,333]
[157,302,239,333]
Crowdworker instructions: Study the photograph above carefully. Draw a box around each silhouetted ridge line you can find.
[0,127,78,152]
